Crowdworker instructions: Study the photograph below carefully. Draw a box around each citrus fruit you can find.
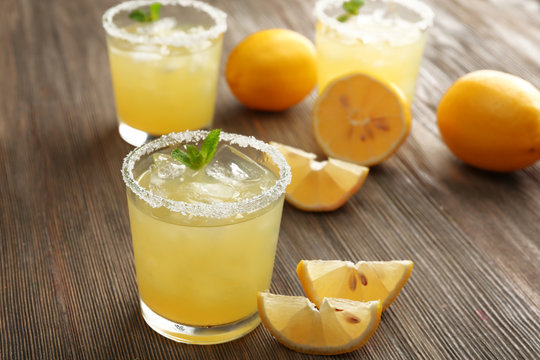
[297,260,413,311]
[312,73,411,166]
[257,291,381,355]
[270,142,369,211]
[225,29,317,111]
[437,70,540,172]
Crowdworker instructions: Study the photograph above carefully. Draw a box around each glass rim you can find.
[102,0,227,47]
[315,0,434,38]
[121,130,292,220]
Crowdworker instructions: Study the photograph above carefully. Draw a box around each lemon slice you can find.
[297,260,413,311]
[312,73,411,166]
[257,292,381,355]
[270,142,369,211]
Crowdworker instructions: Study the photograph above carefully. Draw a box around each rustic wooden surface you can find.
[1,0,539,359]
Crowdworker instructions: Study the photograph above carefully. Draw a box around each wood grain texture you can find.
[1,0,539,359]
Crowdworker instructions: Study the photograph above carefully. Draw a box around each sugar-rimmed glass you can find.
[103,1,227,146]
[315,0,433,102]
[121,130,291,344]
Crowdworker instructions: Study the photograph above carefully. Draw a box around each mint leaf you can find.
[337,14,350,22]
[149,3,162,21]
[343,0,363,14]
[129,3,162,23]
[171,130,221,171]
[129,10,147,22]
[337,0,365,22]
[186,145,204,169]
[171,149,193,168]
[200,129,221,163]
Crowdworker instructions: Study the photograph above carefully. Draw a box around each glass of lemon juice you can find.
[121,130,291,344]
[103,1,227,146]
[314,0,433,102]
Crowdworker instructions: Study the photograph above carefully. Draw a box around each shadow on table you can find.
[439,156,530,194]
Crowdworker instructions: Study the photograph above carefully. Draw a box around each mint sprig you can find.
[337,0,365,22]
[171,129,221,170]
[129,3,162,23]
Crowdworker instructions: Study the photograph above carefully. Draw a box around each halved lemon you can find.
[270,142,369,211]
[257,291,381,355]
[312,73,411,166]
[297,260,413,311]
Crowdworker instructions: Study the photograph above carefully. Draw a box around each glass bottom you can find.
[118,121,159,147]
[118,120,214,147]
[140,299,261,344]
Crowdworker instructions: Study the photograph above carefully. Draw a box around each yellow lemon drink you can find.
[103,1,227,146]
[315,0,433,102]
[122,131,291,344]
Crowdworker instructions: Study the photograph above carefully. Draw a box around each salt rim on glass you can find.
[102,0,227,48]
[314,0,434,43]
[122,130,292,220]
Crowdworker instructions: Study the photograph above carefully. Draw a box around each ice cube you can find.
[188,51,211,73]
[159,45,170,56]
[142,164,169,198]
[135,17,177,36]
[162,56,188,72]
[131,44,163,62]
[205,145,269,184]
[175,181,240,204]
[152,153,187,179]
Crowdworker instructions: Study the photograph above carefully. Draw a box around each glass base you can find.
[140,299,261,344]
[118,121,159,147]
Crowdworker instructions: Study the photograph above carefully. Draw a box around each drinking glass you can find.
[103,1,227,146]
[315,0,433,102]
[121,130,291,344]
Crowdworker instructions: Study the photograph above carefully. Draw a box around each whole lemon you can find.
[437,70,540,172]
[225,29,317,111]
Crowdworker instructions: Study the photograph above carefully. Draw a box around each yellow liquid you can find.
[106,29,223,135]
[127,163,283,327]
[316,22,427,102]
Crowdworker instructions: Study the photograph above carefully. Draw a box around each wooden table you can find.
[1,0,539,358]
